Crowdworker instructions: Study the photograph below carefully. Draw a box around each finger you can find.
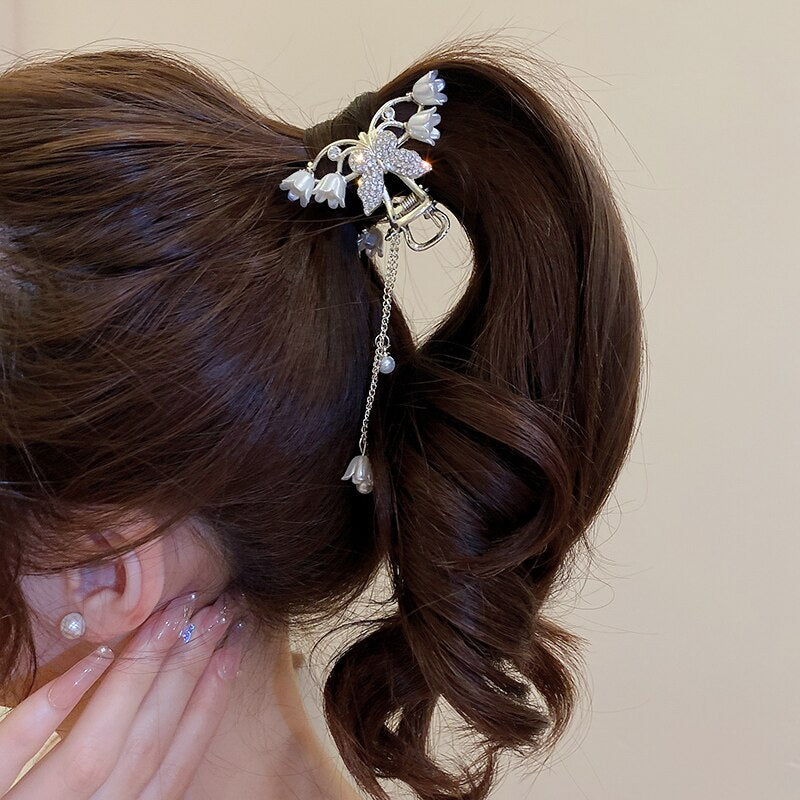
[90,596,235,800]
[139,619,247,800]
[7,591,198,799]
[0,647,115,795]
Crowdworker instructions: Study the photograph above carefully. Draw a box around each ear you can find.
[64,529,167,643]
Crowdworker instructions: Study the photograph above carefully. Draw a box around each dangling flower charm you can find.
[357,225,384,259]
[342,454,373,494]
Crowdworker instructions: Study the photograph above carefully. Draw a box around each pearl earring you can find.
[59,611,86,640]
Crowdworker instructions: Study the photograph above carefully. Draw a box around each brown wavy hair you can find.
[0,33,645,800]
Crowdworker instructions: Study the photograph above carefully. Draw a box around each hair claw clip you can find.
[279,69,451,493]
[388,190,450,251]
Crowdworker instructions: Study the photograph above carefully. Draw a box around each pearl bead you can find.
[60,611,86,640]
[379,355,395,374]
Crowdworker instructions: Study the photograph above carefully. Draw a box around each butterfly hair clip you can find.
[279,70,451,252]
[278,70,452,494]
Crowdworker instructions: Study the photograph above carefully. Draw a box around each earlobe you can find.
[71,534,167,642]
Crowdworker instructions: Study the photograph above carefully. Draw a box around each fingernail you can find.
[207,591,239,630]
[216,619,246,680]
[212,592,230,624]
[48,645,114,710]
[179,594,232,646]
[205,593,236,639]
[155,591,198,643]
[178,620,196,644]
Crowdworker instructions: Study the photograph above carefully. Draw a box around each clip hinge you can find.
[386,183,450,252]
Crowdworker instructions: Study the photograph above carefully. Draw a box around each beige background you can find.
[1,1,797,798]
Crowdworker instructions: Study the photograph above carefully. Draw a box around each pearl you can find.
[379,355,395,374]
[60,611,86,640]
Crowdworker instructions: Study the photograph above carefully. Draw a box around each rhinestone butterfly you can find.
[347,129,432,215]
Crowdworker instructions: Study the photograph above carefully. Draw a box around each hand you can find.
[0,592,246,799]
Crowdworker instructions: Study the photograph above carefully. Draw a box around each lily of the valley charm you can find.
[357,224,384,259]
[341,453,374,494]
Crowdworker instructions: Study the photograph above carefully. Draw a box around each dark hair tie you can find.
[302,90,380,162]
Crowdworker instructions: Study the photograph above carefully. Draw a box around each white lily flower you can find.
[279,168,315,207]
[406,108,442,145]
[313,171,347,209]
[411,69,447,106]
[341,454,373,493]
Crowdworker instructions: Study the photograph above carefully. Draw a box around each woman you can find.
[0,34,645,800]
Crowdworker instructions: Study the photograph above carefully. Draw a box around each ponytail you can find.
[0,37,643,800]
[323,37,644,800]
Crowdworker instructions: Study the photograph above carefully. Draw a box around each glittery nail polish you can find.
[154,591,198,643]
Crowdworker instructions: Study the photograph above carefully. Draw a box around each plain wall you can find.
[1,2,797,798]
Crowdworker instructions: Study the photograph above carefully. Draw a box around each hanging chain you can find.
[357,228,401,456]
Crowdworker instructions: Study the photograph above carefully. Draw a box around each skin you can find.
[0,518,365,800]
